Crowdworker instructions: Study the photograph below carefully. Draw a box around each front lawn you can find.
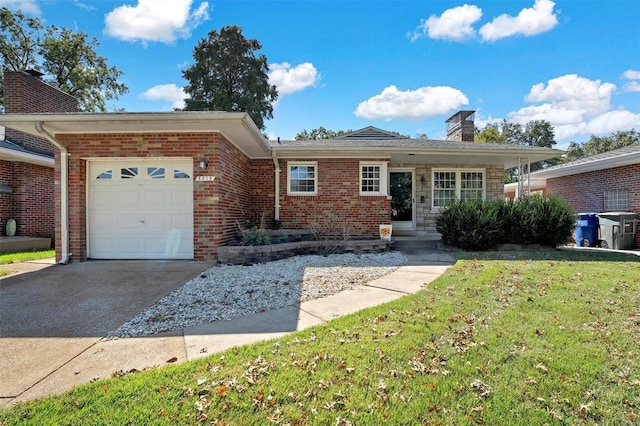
[0,250,55,277]
[1,250,639,424]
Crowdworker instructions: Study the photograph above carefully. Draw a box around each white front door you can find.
[87,159,194,259]
[389,169,415,231]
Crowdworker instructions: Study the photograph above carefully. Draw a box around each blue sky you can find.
[2,0,639,148]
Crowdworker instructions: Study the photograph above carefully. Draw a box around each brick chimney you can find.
[3,70,78,154]
[4,70,78,114]
[445,110,475,142]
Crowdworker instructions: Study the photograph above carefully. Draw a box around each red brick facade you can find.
[1,71,77,238]
[54,132,255,261]
[546,163,640,248]
[0,161,54,238]
[275,158,391,237]
[49,131,395,261]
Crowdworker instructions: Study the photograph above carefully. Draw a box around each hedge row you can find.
[435,196,575,250]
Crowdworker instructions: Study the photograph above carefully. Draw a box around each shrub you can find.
[435,199,503,250]
[242,227,271,246]
[436,196,575,250]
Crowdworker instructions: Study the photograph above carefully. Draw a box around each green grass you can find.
[0,250,55,277]
[0,250,55,265]
[1,250,639,425]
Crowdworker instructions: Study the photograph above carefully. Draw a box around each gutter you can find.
[35,121,70,264]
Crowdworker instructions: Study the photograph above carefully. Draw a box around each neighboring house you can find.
[0,108,561,262]
[505,144,640,248]
[0,70,78,239]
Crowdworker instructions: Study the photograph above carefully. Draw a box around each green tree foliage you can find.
[294,127,351,140]
[564,130,639,162]
[0,8,128,112]
[476,119,558,181]
[183,25,278,130]
[475,123,506,143]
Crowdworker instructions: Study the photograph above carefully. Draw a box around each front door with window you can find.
[389,170,415,231]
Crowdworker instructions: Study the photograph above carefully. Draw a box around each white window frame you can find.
[431,168,486,210]
[287,161,318,196]
[359,161,388,196]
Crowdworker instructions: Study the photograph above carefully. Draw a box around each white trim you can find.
[287,161,318,196]
[359,161,388,196]
[431,168,486,210]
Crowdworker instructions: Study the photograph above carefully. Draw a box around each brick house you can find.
[507,145,639,248]
[0,70,78,240]
[0,108,561,262]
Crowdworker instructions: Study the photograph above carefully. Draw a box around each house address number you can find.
[195,176,216,182]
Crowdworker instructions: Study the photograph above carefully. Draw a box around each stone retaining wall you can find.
[218,239,393,265]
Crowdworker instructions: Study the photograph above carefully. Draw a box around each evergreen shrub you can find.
[435,196,575,250]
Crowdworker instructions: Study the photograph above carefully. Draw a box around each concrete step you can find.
[393,236,442,249]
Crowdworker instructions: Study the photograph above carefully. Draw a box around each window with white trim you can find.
[288,162,317,195]
[360,162,387,196]
[432,169,485,209]
[604,189,629,211]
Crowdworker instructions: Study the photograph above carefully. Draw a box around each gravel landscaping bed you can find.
[106,251,407,339]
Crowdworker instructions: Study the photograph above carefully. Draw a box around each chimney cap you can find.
[24,69,45,78]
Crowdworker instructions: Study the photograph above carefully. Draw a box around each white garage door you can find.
[88,159,194,259]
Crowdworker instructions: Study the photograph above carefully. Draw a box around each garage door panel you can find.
[117,214,142,230]
[117,190,142,207]
[89,159,194,259]
[144,189,169,207]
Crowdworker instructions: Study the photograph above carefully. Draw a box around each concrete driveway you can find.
[0,260,213,403]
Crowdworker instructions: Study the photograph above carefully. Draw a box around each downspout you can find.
[35,121,70,264]
[272,155,280,222]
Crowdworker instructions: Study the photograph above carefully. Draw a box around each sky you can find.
[1,0,639,149]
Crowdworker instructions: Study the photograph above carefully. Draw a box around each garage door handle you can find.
[140,220,145,223]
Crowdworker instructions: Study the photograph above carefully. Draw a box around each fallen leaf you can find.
[167,356,178,363]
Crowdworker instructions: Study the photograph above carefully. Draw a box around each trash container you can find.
[574,213,599,247]
[597,212,638,250]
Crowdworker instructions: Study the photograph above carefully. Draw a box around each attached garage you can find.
[87,158,194,259]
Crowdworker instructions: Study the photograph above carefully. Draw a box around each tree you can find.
[1,8,128,111]
[564,130,639,162]
[523,120,556,148]
[475,123,506,144]
[183,25,278,130]
[294,127,351,140]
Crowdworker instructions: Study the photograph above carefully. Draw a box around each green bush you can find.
[242,227,271,246]
[435,196,575,250]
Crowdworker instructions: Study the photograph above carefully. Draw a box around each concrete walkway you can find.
[0,250,454,407]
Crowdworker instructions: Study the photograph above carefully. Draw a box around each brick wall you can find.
[54,132,252,261]
[546,163,640,248]
[2,71,77,239]
[274,158,391,238]
[0,160,54,238]
[4,71,78,155]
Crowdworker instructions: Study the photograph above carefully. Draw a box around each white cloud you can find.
[354,85,469,121]
[479,0,558,42]
[622,69,640,80]
[0,0,41,14]
[623,81,640,93]
[508,74,640,140]
[268,62,320,95]
[411,4,482,42]
[141,84,188,110]
[104,0,209,44]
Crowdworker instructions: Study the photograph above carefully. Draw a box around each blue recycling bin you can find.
[574,213,599,247]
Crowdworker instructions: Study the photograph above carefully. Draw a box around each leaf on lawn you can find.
[215,385,230,397]
[470,380,491,398]
[535,363,549,372]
